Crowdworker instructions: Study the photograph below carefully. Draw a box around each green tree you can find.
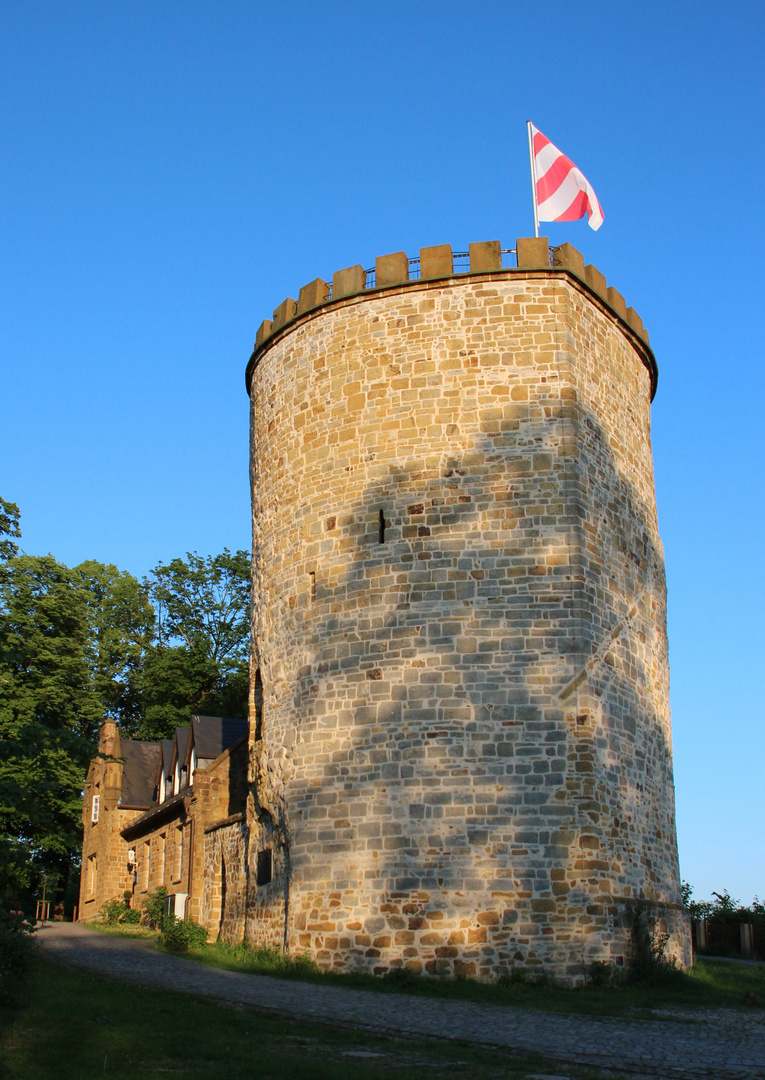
[141,549,251,737]
[0,554,101,890]
[150,549,250,673]
[140,643,219,740]
[0,498,21,562]
[73,561,154,737]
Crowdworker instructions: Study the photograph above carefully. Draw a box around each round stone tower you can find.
[244,237,691,982]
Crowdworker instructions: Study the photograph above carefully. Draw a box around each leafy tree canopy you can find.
[140,549,251,737]
[0,554,101,889]
[140,643,219,741]
[149,549,250,675]
[0,498,21,562]
[74,560,154,736]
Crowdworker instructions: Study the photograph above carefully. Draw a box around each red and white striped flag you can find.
[530,123,604,231]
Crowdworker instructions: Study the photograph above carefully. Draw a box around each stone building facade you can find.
[242,236,691,983]
[79,715,248,943]
[79,721,159,920]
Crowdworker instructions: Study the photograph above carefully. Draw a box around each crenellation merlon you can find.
[246,238,654,394]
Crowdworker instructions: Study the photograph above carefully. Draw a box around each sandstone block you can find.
[255,319,273,348]
[272,297,297,331]
[552,242,585,279]
[297,278,330,315]
[585,264,608,301]
[516,237,550,268]
[375,251,409,287]
[607,286,627,320]
[469,241,501,272]
[332,264,366,299]
[420,244,453,279]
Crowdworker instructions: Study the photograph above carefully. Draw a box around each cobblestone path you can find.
[38,924,765,1079]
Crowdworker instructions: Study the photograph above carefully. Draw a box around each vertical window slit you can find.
[254,669,263,741]
[309,571,316,601]
[378,509,386,544]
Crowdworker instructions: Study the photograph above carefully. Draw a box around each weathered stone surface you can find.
[272,298,297,331]
[420,244,453,279]
[332,265,366,300]
[552,242,585,279]
[585,264,608,301]
[468,240,501,273]
[245,265,688,983]
[297,279,330,316]
[516,237,550,268]
[375,251,409,287]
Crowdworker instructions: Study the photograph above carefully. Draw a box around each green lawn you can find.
[87,921,765,1018]
[187,940,765,1018]
[0,953,616,1080]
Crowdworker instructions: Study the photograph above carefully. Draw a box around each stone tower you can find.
[243,237,691,982]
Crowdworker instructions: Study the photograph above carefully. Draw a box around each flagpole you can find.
[526,121,539,238]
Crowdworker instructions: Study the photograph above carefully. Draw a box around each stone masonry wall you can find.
[201,821,248,943]
[192,740,249,940]
[80,741,140,920]
[79,799,140,920]
[244,242,690,982]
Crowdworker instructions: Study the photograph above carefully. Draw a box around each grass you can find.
[182,940,765,1018]
[0,952,617,1080]
[86,921,157,939]
[80,920,765,1017]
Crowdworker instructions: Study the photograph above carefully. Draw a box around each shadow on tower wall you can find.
[247,391,690,982]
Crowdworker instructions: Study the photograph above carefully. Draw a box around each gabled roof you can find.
[188,715,248,763]
[153,738,175,801]
[119,740,162,809]
[160,739,174,777]
[121,790,190,841]
[173,727,189,768]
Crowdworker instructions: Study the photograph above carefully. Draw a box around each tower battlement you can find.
[246,238,656,399]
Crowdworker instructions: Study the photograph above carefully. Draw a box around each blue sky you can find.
[1,2,763,905]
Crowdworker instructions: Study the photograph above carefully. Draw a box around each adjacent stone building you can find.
[79,715,248,942]
[242,236,692,983]
[79,721,159,920]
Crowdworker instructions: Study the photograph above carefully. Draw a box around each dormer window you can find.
[189,749,197,787]
[91,794,100,823]
[173,761,180,796]
[159,772,166,803]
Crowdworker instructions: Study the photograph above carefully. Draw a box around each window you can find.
[176,826,184,881]
[159,772,166,803]
[189,748,197,787]
[88,855,97,896]
[254,669,264,740]
[91,794,100,823]
[256,849,272,887]
[159,834,166,883]
[143,840,151,890]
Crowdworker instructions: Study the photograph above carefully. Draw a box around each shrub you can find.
[158,913,207,952]
[100,898,126,926]
[0,910,35,997]
[627,903,681,986]
[587,960,625,989]
[99,898,141,926]
[381,965,419,989]
[142,886,167,929]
